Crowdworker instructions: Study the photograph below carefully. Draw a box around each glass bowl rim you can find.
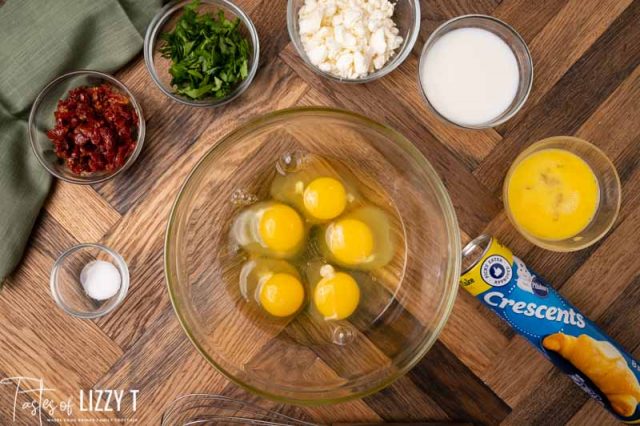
[502,135,622,252]
[28,69,146,185]
[164,106,461,405]
[286,0,421,84]
[144,0,261,108]
[50,243,130,319]
[418,14,533,129]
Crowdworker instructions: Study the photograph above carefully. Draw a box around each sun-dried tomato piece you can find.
[46,84,139,176]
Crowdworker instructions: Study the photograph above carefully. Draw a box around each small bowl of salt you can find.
[50,243,129,319]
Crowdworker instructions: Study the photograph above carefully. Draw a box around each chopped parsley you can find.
[160,0,251,100]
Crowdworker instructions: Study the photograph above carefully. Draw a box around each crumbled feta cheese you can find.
[370,27,386,54]
[299,9,322,34]
[298,0,404,79]
[308,45,327,64]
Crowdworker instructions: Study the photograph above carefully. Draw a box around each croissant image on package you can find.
[543,333,640,417]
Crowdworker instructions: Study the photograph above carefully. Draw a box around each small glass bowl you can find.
[418,14,533,129]
[50,243,129,319]
[144,0,260,107]
[29,70,145,184]
[287,0,420,83]
[504,136,621,252]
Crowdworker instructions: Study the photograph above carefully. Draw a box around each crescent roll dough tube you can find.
[461,235,640,423]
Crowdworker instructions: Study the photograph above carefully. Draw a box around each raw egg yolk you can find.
[303,177,347,220]
[327,219,374,265]
[314,272,360,320]
[258,204,304,253]
[259,273,305,317]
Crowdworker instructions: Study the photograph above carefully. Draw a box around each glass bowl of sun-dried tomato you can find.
[29,70,145,184]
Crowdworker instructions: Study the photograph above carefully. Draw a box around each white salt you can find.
[80,260,121,301]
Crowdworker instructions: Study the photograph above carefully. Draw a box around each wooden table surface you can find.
[3,0,640,424]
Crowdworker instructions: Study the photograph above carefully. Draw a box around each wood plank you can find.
[574,65,640,160]
[492,0,568,43]
[495,0,633,136]
[438,291,511,378]
[363,376,449,422]
[419,0,500,35]
[567,400,620,426]
[218,384,318,424]
[44,182,121,243]
[93,309,230,424]
[0,373,58,425]
[94,245,167,349]
[481,335,552,407]
[500,369,589,426]
[28,210,78,261]
[408,342,511,424]
[305,400,382,425]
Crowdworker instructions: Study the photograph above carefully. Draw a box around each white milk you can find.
[420,27,520,126]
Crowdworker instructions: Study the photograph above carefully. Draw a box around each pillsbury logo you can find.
[531,277,549,297]
[481,255,512,287]
[513,257,549,298]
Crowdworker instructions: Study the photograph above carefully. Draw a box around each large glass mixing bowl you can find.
[165,108,460,404]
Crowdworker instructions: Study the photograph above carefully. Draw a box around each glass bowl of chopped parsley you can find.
[144,0,259,107]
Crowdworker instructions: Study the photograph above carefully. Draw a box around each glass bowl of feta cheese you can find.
[287,0,420,83]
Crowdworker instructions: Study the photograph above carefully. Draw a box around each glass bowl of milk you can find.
[419,15,533,129]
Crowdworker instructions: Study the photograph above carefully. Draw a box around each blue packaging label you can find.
[461,237,640,423]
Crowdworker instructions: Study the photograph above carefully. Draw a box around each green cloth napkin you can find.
[0,0,163,286]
